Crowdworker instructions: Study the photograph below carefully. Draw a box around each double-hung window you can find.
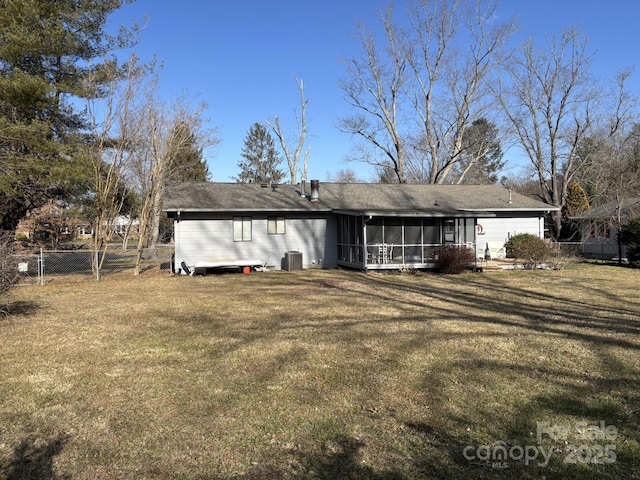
[267,216,286,235]
[233,216,252,242]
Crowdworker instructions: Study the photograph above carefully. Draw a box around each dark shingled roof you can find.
[163,182,557,215]
[572,198,640,220]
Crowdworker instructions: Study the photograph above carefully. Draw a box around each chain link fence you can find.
[10,245,174,285]
[548,241,583,257]
[10,253,43,286]
[6,242,593,286]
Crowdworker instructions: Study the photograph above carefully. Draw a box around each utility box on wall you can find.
[284,251,303,271]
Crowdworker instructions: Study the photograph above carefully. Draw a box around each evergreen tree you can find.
[160,122,208,243]
[170,123,209,182]
[0,0,138,230]
[234,123,284,184]
[560,180,591,240]
[456,118,505,184]
[565,181,591,217]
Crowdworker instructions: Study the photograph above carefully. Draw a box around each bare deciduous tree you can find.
[577,70,640,205]
[495,29,597,237]
[325,168,364,183]
[573,70,640,259]
[129,88,217,275]
[267,77,310,185]
[84,55,151,277]
[339,5,407,182]
[339,0,517,184]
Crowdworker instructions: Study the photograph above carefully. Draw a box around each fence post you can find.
[39,248,44,285]
[95,250,100,282]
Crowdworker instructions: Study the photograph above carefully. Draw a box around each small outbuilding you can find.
[163,181,557,273]
[572,197,640,260]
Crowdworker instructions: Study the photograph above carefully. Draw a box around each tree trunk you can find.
[147,185,164,259]
[133,188,153,276]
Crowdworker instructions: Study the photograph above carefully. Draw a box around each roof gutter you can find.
[461,207,561,212]
[163,207,333,213]
[333,209,495,217]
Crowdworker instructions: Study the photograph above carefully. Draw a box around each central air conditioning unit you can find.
[285,251,303,271]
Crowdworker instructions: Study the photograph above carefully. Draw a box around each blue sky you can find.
[108,0,640,182]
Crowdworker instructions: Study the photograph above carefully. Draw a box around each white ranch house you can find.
[163,181,557,273]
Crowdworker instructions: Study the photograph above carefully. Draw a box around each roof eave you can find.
[333,209,494,217]
[163,207,332,213]
[461,207,559,212]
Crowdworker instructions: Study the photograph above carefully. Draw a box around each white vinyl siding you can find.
[174,213,337,270]
[476,216,542,247]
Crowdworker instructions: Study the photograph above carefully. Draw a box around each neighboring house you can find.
[112,215,140,238]
[573,197,640,260]
[15,199,140,244]
[163,181,557,273]
[15,200,89,244]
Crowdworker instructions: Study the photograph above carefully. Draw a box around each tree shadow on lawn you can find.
[413,346,639,478]
[206,431,473,480]
[0,300,39,320]
[341,272,640,350]
[297,272,640,478]
[1,433,70,480]
[496,388,638,480]
[162,271,638,479]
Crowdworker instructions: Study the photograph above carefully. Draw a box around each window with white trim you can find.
[267,216,286,235]
[233,216,252,242]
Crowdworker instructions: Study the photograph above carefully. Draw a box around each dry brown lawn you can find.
[0,264,639,479]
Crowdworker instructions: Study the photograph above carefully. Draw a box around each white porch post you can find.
[363,218,368,269]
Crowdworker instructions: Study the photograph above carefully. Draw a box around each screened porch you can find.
[336,214,478,270]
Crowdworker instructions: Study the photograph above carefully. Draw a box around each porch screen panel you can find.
[337,216,344,261]
[423,221,439,244]
[354,216,363,263]
[345,216,359,263]
[366,218,383,264]
[423,220,439,261]
[385,219,402,244]
[443,219,455,243]
[338,215,365,264]
[355,217,363,245]
[367,218,383,244]
[350,216,357,242]
[404,219,422,263]
[404,219,422,244]
[464,219,475,244]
